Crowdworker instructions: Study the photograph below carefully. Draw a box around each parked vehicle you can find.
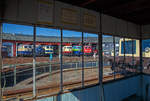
[63,46,72,56]
[17,44,33,56]
[72,45,82,56]
[84,45,93,56]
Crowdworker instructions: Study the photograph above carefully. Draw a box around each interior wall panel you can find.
[36,75,140,101]
[0,0,2,20]
[3,0,141,38]
[0,12,1,21]
[102,14,128,37]
[4,0,18,22]
[115,18,127,36]
[142,75,150,101]
[142,34,150,39]
[142,25,150,34]
[55,1,81,30]
[142,24,150,39]
[0,13,1,21]
[18,0,37,24]
[102,14,140,39]
[104,75,141,101]
[102,14,114,34]
[37,0,54,26]
[127,22,140,39]
[80,8,100,33]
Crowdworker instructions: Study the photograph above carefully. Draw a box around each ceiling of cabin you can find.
[58,0,150,25]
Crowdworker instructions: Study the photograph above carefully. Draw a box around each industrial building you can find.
[0,0,150,101]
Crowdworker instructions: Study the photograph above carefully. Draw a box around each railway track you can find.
[2,56,98,72]
[1,57,134,100]
[2,71,121,101]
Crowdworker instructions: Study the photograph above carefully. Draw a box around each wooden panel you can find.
[4,0,18,21]
[116,18,127,35]
[102,14,114,34]
[127,22,140,39]
[81,8,100,33]
[18,0,37,23]
[142,25,150,39]
[102,14,140,39]
[0,0,2,20]
[37,0,54,25]
[55,1,81,30]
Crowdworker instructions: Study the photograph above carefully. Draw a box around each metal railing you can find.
[1,61,99,88]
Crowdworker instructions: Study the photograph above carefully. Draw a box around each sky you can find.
[3,23,33,35]
[3,23,98,37]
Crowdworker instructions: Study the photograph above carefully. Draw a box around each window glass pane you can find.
[121,40,135,54]
[84,33,99,86]
[114,37,122,79]
[102,35,114,82]
[125,38,139,74]
[102,36,139,82]
[117,38,127,78]
[116,38,139,79]
[36,27,61,96]
[2,23,34,99]
[133,39,140,72]
[62,30,82,90]
[124,38,134,75]
[142,39,150,74]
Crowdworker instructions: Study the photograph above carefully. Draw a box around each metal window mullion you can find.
[139,25,143,73]
[82,32,84,87]
[113,36,116,79]
[132,39,134,66]
[13,33,17,86]
[99,12,103,85]
[123,38,127,76]
[99,33,105,101]
[0,22,2,100]
[60,29,63,92]
[123,38,126,65]
[33,25,36,97]
[140,38,143,73]
[99,34,103,84]
[139,25,143,101]
[99,11,105,101]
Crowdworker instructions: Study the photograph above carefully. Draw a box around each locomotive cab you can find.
[43,45,54,56]
[84,45,93,56]
[17,45,33,56]
[62,46,72,56]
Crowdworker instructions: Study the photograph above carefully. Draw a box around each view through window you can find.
[102,35,140,82]
[142,39,150,74]
[1,23,100,100]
